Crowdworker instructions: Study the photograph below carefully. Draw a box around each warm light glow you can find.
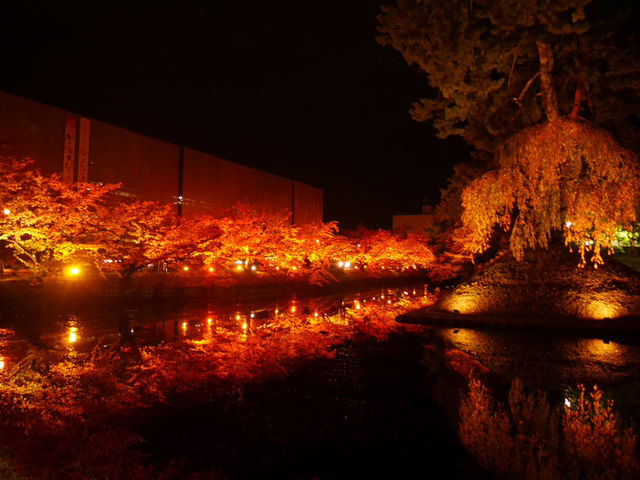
[236,314,241,321]
[577,338,624,362]
[182,321,187,330]
[68,327,78,344]
[344,261,351,269]
[315,239,320,243]
[2,208,9,215]
[64,265,81,277]
[251,265,257,271]
[250,313,255,318]
[291,305,296,313]
[242,322,248,331]
[207,317,213,325]
[356,303,361,310]
[183,266,189,271]
[314,312,318,317]
[566,221,573,228]
[0,357,4,371]
[442,294,480,314]
[338,261,344,268]
[292,266,297,271]
[586,300,620,320]
[237,265,243,271]
[209,267,214,272]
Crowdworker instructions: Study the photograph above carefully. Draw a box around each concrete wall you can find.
[0,91,322,223]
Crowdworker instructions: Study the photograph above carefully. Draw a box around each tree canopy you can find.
[377,0,640,159]
[378,1,640,265]
[461,119,640,265]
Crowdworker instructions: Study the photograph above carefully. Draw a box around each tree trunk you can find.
[536,41,559,122]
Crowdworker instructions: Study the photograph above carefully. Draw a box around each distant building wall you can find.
[293,181,323,225]
[89,119,180,204]
[182,148,293,216]
[0,91,65,175]
[0,91,322,223]
[392,214,434,234]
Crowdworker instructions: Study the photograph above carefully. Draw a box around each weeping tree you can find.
[462,38,640,266]
[462,119,639,266]
[378,0,640,265]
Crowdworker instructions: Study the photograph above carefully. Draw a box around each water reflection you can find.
[434,327,640,392]
[0,285,427,358]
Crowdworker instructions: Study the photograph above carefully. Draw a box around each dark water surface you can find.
[2,284,640,477]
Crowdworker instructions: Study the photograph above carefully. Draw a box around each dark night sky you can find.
[0,1,470,229]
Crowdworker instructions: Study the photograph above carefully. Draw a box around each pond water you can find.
[2,283,639,477]
[0,284,429,381]
[2,283,640,407]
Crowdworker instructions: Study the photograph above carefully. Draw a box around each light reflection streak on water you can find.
[435,326,640,391]
[0,284,427,352]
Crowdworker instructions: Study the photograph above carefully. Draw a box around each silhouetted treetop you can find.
[377,0,640,160]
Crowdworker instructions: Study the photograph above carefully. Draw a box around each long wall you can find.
[0,91,323,223]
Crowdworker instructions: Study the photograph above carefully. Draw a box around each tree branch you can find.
[514,72,540,106]
[569,80,583,120]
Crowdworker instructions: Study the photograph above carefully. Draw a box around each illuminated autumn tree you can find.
[379,1,640,265]
[94,201,175,278]
[192,204,296,274]
[461,119,640,266]
[356,229,434,271]
[145,214,222,271]
[0,153,119,276]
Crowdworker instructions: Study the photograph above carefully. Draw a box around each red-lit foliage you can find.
[459,377,639,479]
[564,385,639,478]
[0,155,120,277]
[95,201,175,278]
[0,294,434,478]
[461,119,640,266]
[0,151,436,282]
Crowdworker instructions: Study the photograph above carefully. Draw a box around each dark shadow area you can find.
[139,333,484,479]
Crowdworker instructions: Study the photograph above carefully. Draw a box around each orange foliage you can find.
[0,293,435,477]
[564,385,639,478]
[461,119,640,266]
[459,377,639,479]
[1,149,436,282]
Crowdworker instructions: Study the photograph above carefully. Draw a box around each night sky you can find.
[1,1,470,229]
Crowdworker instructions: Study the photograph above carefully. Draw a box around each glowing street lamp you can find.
[2,208,9,215]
